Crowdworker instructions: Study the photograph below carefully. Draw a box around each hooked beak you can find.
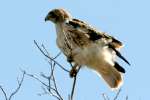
[45,15,49,22]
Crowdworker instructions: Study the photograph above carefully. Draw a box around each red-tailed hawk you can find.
[45,8,130,90]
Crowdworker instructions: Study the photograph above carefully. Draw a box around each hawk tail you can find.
[96,64,123,90]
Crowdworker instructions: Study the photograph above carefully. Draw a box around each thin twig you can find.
[105,94,110,100]
[34,40,69,73]
[0,86,8,100]
[41,44,51,56]
[24,70,61,100]
[37,86,48,96]
[102,93,108,100]
[0,71,25,100]
[40,73,49,79]
[24,60,63,100]
[8,71,25,100]
[42,44,61,60]
[47,62,62,100]
[113,88,121,100]
[33,41,85,100]
[53,52,61,60]
[48,61,53,92]
[43,50,63,100]
[126,96,128,100]
[52,74,63,100]
[25,72,48,87]
[50,62,63,100]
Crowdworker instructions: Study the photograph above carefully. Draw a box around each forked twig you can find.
[113,88,121,100]
[9,71,25,100]
[48,61,63,100]
[0,86,8,100]
[25,72,48,87]
[34,40,69,73]
[32,40,83,100]
[102,88,122,100]
[0,71,25,100]
[102,93,110,100]
[24,41,65,100]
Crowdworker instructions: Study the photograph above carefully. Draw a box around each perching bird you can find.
[45,8,130,90]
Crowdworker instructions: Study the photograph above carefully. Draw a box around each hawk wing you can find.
[64,18,130,65]
[65,18,123,49]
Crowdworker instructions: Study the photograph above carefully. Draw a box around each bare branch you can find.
[33,40,72,100]
[8,71,25,100]
[102,93,110,100]
[113,88,121,100]
[24,59,63,100]
[24,70,62,100]
[0,71,25,100]
[49,62,63,100]
[34,40,69,73]
[126,96,128,100]
[0,86,8,100]
[37,86,48,96]
[34,40,85,100]
[33,41,84,100]
[53,52,61,60]
[101,88,123,100]
[25,72,48,87]
[41,44,51,56]
[48,61,63,100]
[70,66,81,100]
[41,44,61,60]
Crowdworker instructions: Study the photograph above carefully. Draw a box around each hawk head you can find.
[45,8,72,23]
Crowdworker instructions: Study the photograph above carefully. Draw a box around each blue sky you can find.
[0,0,150,100]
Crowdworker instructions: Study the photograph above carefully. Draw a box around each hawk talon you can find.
[69,68,77,78]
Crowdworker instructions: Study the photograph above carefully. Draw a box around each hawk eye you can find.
[50,12,57,18]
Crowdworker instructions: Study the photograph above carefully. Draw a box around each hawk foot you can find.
[69,67,77,78]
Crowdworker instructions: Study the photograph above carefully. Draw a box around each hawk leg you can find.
[67,55,73,63]
[67,55,74,67]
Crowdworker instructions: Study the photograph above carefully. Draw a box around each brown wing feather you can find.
[102,33,123,49]
[66,18,123,49]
